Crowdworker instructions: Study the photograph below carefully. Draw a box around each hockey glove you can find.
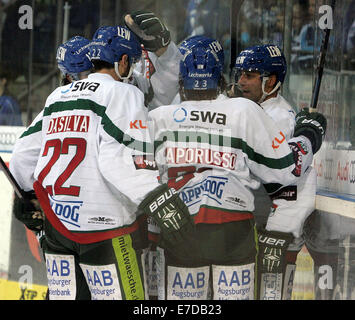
[138,184,195,245]
[13,191,44,232]
[293,108,327,154]
[124,10,171,52]
[256,228,294,300]
[257,228,294,273]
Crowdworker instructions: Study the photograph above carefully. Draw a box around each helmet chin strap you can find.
[114,62,135,83]
[258,76,281,104]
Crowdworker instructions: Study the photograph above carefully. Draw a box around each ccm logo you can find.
[149,188,176,213]
[259,235,286,247]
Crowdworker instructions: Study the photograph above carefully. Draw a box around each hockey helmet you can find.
[179,36,224,73]
[89,25,142,66]
[56,36,93,80]
[179,37,224,91]
[234,44,287,85]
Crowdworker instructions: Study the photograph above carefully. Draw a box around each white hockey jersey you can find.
[261,94,317,238]
[148,95,313,225]
[10,73,161,242]
[260,94,296,141]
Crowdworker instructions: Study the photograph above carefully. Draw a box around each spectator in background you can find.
[0,70,23,126]
[291,0,318,73]
[184,0,229,39]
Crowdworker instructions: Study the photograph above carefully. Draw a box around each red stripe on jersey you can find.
[148,232,159,244]
[33,180,142,244]
[194,206,253,224]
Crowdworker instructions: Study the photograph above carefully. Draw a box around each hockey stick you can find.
[0,155,27,201]
[309,0,336,113]
[229,0,245,78]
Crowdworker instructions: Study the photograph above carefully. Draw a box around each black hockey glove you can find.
[124,10,171,52]
[257,228,294,273]
[293,108,327,154]
[13,191,44,232]
[138,184,195,245]
[256,228,294,300]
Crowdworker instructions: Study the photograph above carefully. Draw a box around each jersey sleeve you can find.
[98,85,160,205]
[265,107,295,141]
[9,110,44,191]
[147,42,182,109]
[234,99,313,187]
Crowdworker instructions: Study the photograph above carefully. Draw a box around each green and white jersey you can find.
[10,73,160,240]
[261,94,296,141]
[148,95,313,225]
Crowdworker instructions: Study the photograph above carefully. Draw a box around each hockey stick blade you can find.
[0,156,27,200]
[309,0,336,113]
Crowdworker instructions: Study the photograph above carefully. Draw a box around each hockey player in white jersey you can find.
[145,34,227,299]
[10,25,194,300]
[233,44,320,299]
[147,37,326,300]
[12,36,94,235]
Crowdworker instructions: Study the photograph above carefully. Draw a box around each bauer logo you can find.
[179,176,227,207]
[149,188,176,213]
[49,195,82,228]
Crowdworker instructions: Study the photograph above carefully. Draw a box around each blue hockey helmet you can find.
[89,25,142,66]
[179,35,207,55]
[56,36,93,80]
[179,36,224,73]
[179,37,224,92]
[234,44,287,85]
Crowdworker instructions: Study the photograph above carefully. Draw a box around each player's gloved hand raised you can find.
[124,10,171,52]
[138,184,195,245]
[13,191,44,232]
[293,108,327,154]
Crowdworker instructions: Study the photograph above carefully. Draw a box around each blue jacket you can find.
[0,95,23,126]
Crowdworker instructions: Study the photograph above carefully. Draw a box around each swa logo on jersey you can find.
[173,107,226,125]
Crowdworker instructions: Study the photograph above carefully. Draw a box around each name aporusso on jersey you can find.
[47,115,90,135]
[166,147,237,170]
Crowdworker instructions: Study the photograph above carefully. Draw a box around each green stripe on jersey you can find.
[112,235,145,300]
[20,120,42,138]
[154,130,294,169]
[43,99,151,152]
